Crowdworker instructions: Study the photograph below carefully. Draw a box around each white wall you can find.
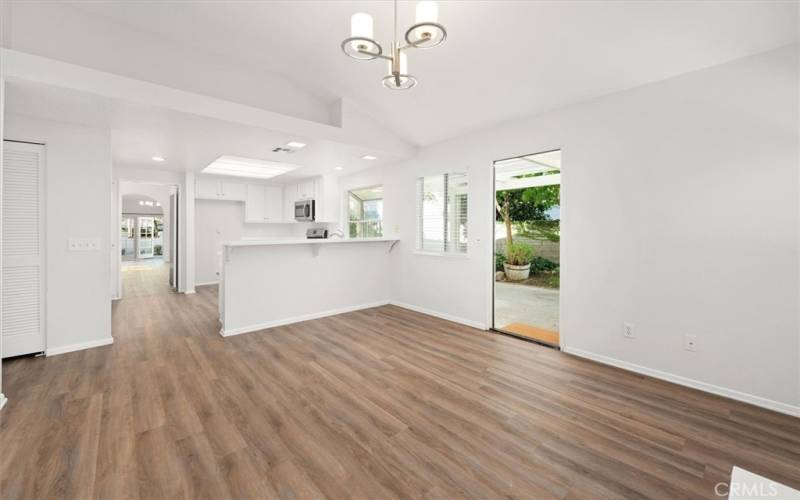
[194,199,337,285]
[5,113,113,354]
[341,46,800,413]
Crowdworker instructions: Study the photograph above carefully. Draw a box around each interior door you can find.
[138,216,155,258]
[2,141,46,357]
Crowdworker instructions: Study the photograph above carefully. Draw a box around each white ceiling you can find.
[5,80,402,181]
[65,0,799,146]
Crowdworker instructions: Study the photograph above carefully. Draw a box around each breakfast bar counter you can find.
[218,238,399,336]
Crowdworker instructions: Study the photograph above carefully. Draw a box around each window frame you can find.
[347,184,384,239]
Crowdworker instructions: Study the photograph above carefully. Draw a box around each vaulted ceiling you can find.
[4,0,798,148]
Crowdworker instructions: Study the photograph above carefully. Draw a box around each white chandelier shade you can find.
[341,0,447,90]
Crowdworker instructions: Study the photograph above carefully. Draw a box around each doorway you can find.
[492,150,561,347]
[118,185,177,298]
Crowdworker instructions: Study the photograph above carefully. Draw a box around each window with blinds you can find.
[416,172,468,254]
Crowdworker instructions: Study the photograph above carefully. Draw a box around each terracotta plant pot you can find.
[504,263,531,281]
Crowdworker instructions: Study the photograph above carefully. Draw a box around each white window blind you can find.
[416,172,468,254]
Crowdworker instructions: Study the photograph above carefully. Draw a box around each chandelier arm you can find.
[357,49,393,61]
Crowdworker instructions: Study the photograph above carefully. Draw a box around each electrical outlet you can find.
[684,334,697,352]
[623,323,635,339]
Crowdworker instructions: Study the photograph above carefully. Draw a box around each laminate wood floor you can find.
[121,257,172,298]
[1,284,799,499]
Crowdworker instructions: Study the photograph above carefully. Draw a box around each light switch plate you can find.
[69,238,100,251]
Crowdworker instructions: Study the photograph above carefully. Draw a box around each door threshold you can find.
[491,328,560,350]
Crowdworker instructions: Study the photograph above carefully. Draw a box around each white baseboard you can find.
[220,300,391,337]
[563,346,800,418]
[0,393,7,411]
[389,301,487,330]
[46,337,115,357]
[195,281,219,287]
[184,289,196,295]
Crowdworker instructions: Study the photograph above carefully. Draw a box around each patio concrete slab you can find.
[494,282,559,333]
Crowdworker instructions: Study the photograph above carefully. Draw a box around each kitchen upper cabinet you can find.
[283,184,297,222]
[297,180,314,200]
[221,181,246,201]
[244,184,265,222]
[281,175,341,222]
[245,184,283,223]
[196,176,246,201]
[313,175,340,223]
[196,176,221,199]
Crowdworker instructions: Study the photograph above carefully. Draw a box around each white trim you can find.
[194,281,219,287]
[45,337,114,357]
[221,301,391,337]
[563,346,800,418]
[390,301,488,331]
[184,289,196,295]
[0,394,7,411]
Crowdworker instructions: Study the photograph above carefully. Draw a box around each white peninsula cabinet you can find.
[244,184,283,223]
[196,176,246,201]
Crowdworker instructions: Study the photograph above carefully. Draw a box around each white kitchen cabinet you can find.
[313,175,340,223]
[221,181,246,201]
[263,186,283,221]
[280,176,340,222]
[244,183,265,221]
[196,176,222,199]
[283,183,297,222]
[297,180,314,200]
[196,176,246,201]
[245,184,283,223]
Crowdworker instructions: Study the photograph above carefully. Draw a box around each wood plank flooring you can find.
[1,278,799,498]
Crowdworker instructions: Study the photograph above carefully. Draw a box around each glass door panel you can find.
[138,216,155,259]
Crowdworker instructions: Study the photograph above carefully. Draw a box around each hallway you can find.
[121,258,172,298]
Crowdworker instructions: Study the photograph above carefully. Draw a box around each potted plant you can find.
[504,241,534,281]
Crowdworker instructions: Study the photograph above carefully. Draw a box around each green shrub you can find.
[154,245,163,256]
[495,252,506,272]
[531,256,558,274]
[506,242,534,266]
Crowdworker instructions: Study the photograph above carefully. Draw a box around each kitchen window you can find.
[348,185,383,238]
[416,173,468,254]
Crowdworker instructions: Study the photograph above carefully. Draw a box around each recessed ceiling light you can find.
[202,155,300,180]
[152,156,166,162]
[286,141,306,149]
[361,155,377,160]
[335,166,344,171]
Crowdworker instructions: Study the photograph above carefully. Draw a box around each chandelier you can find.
[341,1,447,90]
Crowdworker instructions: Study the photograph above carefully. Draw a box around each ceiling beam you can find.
[1,48,417,160]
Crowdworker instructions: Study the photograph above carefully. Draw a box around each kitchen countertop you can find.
[221,237,399,247]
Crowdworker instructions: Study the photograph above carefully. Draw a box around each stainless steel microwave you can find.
[294,199,315,221]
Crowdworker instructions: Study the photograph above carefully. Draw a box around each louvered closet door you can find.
[2,141,45,357]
